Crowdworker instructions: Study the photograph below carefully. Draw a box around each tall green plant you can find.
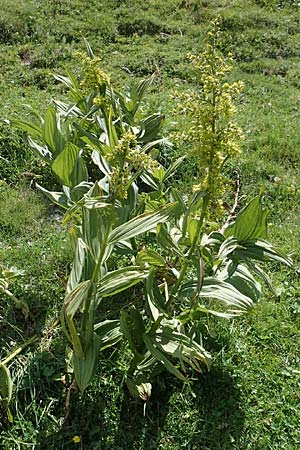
[9,28,291,401]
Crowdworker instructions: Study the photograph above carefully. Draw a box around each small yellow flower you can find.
[72,435,81,444]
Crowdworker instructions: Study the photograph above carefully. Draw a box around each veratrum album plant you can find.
[11,23,292,402]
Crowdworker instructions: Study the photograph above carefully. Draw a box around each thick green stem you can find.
[167,194,210,308]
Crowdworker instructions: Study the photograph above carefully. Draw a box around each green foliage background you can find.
[0,0,300,449]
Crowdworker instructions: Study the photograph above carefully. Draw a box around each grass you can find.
[1,0,300,448]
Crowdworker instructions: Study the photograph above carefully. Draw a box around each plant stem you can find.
[167,194,210,308]
[3,289,29,317]
[1,336,38,366]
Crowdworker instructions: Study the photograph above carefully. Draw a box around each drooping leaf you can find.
[94,320,122,350]
[136,249,165,267]
[9,118,43,139]
[181,277,255,316]
[139,113,164,143]
[217,236,243,260]
[162,156,185,183]
[235,239,292,266]
[143,333,187,381]
[225,264,261,302]
[108,203,177,244]
[64,280,91,319]
[27,136,53,162]
[36,183,70,209]
[157,224,183,257]
[155,326,211,371]
[97,267,148,297]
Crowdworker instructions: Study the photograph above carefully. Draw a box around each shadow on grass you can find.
[190,368,245,449]
[112,379,172,450]
[112,367,244,450]
[32,365,244,450]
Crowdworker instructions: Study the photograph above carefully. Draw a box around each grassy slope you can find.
[0,0,300,449]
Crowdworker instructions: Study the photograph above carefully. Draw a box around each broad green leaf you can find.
[61,312,84,358]
[139,113,164,143]
[224,195,269,241]
[52,143,80,187]
[145,269,166,319]
[217,236,243,260]
[9,118,43,139]
[235,239,292,266]
[136,249,165,267]
[156,327,211,371]
[73,333,99,393]
[70,181,94,203]
[42,106,66,156]
[67,238,90,293]
[71,150,88,187]
[81,192,112,263]
[246,259,275,293]
[157,224,183,257]
[142,138,167,154]
[0,364,12,404]
[169,189,186,216]
[97,267,148,297]
[182,190,207,239]
[107,108,119,148]
[36,183,70,209]
[0,364,13,423]
[181,277,254,316]
[187,218,199,244]
[94,320,122,350]
[108,203,177,244]
[64,280,91,318]
[199,278,254,312]
[143,334,186,381]
[163,156,185,183]
[120,306,146,356]
[225,264,261,302]
[129,75,154,115]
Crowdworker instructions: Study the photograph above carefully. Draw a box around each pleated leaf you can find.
[108,203,176,244]
[97,267,148,297]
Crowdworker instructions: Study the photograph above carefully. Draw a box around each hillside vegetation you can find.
[0,1,300,449]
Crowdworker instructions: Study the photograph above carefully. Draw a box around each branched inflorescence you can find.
[176,18,244,218]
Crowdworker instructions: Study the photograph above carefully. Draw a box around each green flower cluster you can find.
[108,131,158,201]
[175,18,244,217]
[77,52,110,108]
